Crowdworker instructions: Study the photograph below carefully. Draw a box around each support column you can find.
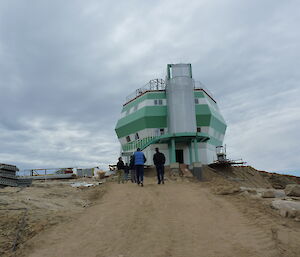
[189,141,193,164]
[168,141,172,164]
[170,138,176,163]
[193,139,199,162]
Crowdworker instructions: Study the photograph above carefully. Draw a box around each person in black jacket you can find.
[124,163,130,182]
[153,147,166,184]
[116,157,125,184]
[129,155,136,183]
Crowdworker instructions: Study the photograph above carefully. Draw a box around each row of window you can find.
[124,98,205,117]
[124,99,164,116]
[126,132,140,143]
[126,105,138,115]
[154,99,163,105]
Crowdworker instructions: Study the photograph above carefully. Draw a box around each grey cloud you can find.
[0,0,299,175]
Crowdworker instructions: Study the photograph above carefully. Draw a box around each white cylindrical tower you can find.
[166,64,197,133]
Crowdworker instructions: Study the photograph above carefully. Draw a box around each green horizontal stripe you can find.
[116,106,226,138]
[115,106,167,138]
[122,92,166,112]
[123,90,210,112]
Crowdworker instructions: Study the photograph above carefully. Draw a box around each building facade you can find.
[115,64,227,166]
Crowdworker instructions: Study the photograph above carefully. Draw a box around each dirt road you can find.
[24,179,284,257]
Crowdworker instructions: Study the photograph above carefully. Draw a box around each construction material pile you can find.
[0,163,32,187]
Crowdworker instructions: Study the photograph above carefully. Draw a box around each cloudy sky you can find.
[0,0,299,175]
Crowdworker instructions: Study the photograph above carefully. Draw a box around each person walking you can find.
[116,157,125,184]
[153,147,166,184]
[124,163,130,182]
[129,155,136,183]
[133,148,146,187]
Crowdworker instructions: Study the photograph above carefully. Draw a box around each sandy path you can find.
[25,179,281,257]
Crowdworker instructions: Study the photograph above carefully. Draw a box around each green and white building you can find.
[115,64,227,166]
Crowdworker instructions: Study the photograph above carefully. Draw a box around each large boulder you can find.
[284,184,300,197]
[271,199,300,219]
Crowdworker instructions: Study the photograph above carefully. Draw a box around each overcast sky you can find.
[0,0,299,175]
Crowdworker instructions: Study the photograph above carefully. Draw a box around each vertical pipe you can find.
[170,138,176,163]
[194,139,199,162]
[168,142,172,165]
[189,141,193,164]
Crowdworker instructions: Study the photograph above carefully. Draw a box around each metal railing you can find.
[122,135,160,153]
[125,79,165,104]
[124,78,216,105]
[193,81,216,102]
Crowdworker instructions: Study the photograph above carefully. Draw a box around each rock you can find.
[279,208,298,218]
[215,186,241,195]
[249,194,261,199]
[183,168,193,178]
[271,199,300,210]
[287,209,297,218]
[284,184,300,197]
[279,208,288,217]
[262,190,276,198]
[273,183,284,189]
[272,199,300,219]
[291,197,300,201]
[247,189,258,194]
[239,191,250,197]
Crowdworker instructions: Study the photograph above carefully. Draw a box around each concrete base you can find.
[170,162,180,176]
[192,162,202,180]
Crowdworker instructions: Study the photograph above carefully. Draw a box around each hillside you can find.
[1,166,300,257]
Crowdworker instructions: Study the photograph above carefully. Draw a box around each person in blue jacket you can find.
[133,148,146,187]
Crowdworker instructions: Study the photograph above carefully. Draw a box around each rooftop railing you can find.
[193,81,216,103]
[125,79,165,103]
[124,78,216,105]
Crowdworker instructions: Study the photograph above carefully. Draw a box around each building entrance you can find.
[176,149,184,163]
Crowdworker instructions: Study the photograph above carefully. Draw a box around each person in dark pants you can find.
[116,157,125,184]
[124,163,130,182]
[129,155,136,183]
[153,147,166,184]
[133,148,146,187]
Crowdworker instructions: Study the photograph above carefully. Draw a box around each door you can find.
[176,149,184,163]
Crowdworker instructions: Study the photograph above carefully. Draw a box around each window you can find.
[197,127,201,133]
[154,99,163,105]
[135,133,139,140]
[195,98,199,104]
[160,128,165,135]
[126,136,131,142]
